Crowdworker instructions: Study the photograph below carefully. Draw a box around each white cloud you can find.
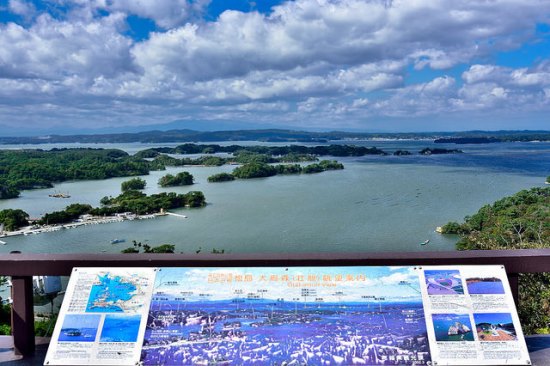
[8,0,36,19]
[2,0,550,131]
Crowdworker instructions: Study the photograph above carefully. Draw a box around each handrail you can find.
[1,249,550,276]
[1,248,550,357]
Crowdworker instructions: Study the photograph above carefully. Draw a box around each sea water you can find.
[0,141,547,254]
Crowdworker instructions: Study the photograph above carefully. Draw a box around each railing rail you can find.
[2,249,550,357]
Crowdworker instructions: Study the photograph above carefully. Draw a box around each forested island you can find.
[158,172,194,187]
[0,190,206,231]
[0,148,163,199]
[210,160,344,182]
[440,186,550,333]
[0,144,463,200]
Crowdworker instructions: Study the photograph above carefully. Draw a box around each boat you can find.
[420,239,430,245]
[0,239,6,245]
[63,328,82,336]
[110,238,126,244]
[48,192,71,198]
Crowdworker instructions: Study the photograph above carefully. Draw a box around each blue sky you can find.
[1,0,549,135]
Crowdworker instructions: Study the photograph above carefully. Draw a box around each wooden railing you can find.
[2,249,550,356]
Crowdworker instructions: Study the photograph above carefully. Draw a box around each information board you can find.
[44,266,531,365]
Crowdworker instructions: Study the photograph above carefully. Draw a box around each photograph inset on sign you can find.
[100,314,142,342]
[140,267,431,365]
[424,270,464,295]
[466,277,505,295]
[58,314,100,342]
[474,313,517,342]
[432,314,475,342]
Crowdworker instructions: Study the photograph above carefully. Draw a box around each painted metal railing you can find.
[1,249,550,356]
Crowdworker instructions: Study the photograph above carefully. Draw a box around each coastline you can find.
[0,212,164,240]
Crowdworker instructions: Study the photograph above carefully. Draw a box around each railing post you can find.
[11,275,35,356]
[508,273,519,307]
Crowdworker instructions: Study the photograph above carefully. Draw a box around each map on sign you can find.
[86,272,150,313]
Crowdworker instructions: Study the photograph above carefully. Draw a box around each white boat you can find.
[420,239,430,245]
[0,239,6,245]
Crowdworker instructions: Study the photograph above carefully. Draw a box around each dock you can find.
[165,212,188,219]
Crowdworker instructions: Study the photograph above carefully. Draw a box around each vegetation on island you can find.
[0,190,207,230]
[158,172,194,187]
[419,148,463,155]
[441,186,550,334]
[207,173,235,183]
[121,240,175,253]
[210,160,344,181]
[0,148,163,199]
[121,177,146,192]
[547,176,550,184]
[151,143,387,157]
[0,208,29,231]
[96,190,205,216]
[393,150,412,156]
[39,203,93,225]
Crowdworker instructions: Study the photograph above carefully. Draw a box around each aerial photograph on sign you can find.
[140,266,431,365]
[57,314,101,343]
[466,277,505,295]
[424,270,464,295]
[431,313,475,342]
[474,313,518,342]
[99,314,142,343]
[86,271,151,313]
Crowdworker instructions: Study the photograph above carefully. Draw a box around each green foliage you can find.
[277,153,317,163]
[419,148,463,155]
[274,164,302,175]
[303,160,344,174]
[0,208,29,231]
[0,302,10,335]
[232,162,277,179]
[94,190,205,216]
[208,173,235,183]
[393,150,412,156]
[121,177,146,192]
[233,152,275,164]
[0,148,158,199]
[0,323,9,335]
[449,187,550,334]
[440,221,468,235]
[196,156,226,166]
[39,203,93,225]
[152,154,183,168]
[0,180,20,199]
[121,241,175,253]
[158,172,194,187]
[547,176,550,184]
[35,315,57,337]
[141,143,388,159]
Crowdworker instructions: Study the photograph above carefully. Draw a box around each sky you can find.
[1,0,550,135]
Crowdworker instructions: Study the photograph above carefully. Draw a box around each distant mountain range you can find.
[0,129,549,145]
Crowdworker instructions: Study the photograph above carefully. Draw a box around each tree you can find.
[232,162,277,179]
[207,173,235,182]
[158,172,194,187]
[0,209,29,231]
[121,177,146,192]
[445,187,550,334]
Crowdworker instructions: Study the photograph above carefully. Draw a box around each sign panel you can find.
[44,268,156,365]
[44,266,530,366]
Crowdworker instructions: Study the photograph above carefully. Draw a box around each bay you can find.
[0,141,547,254]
